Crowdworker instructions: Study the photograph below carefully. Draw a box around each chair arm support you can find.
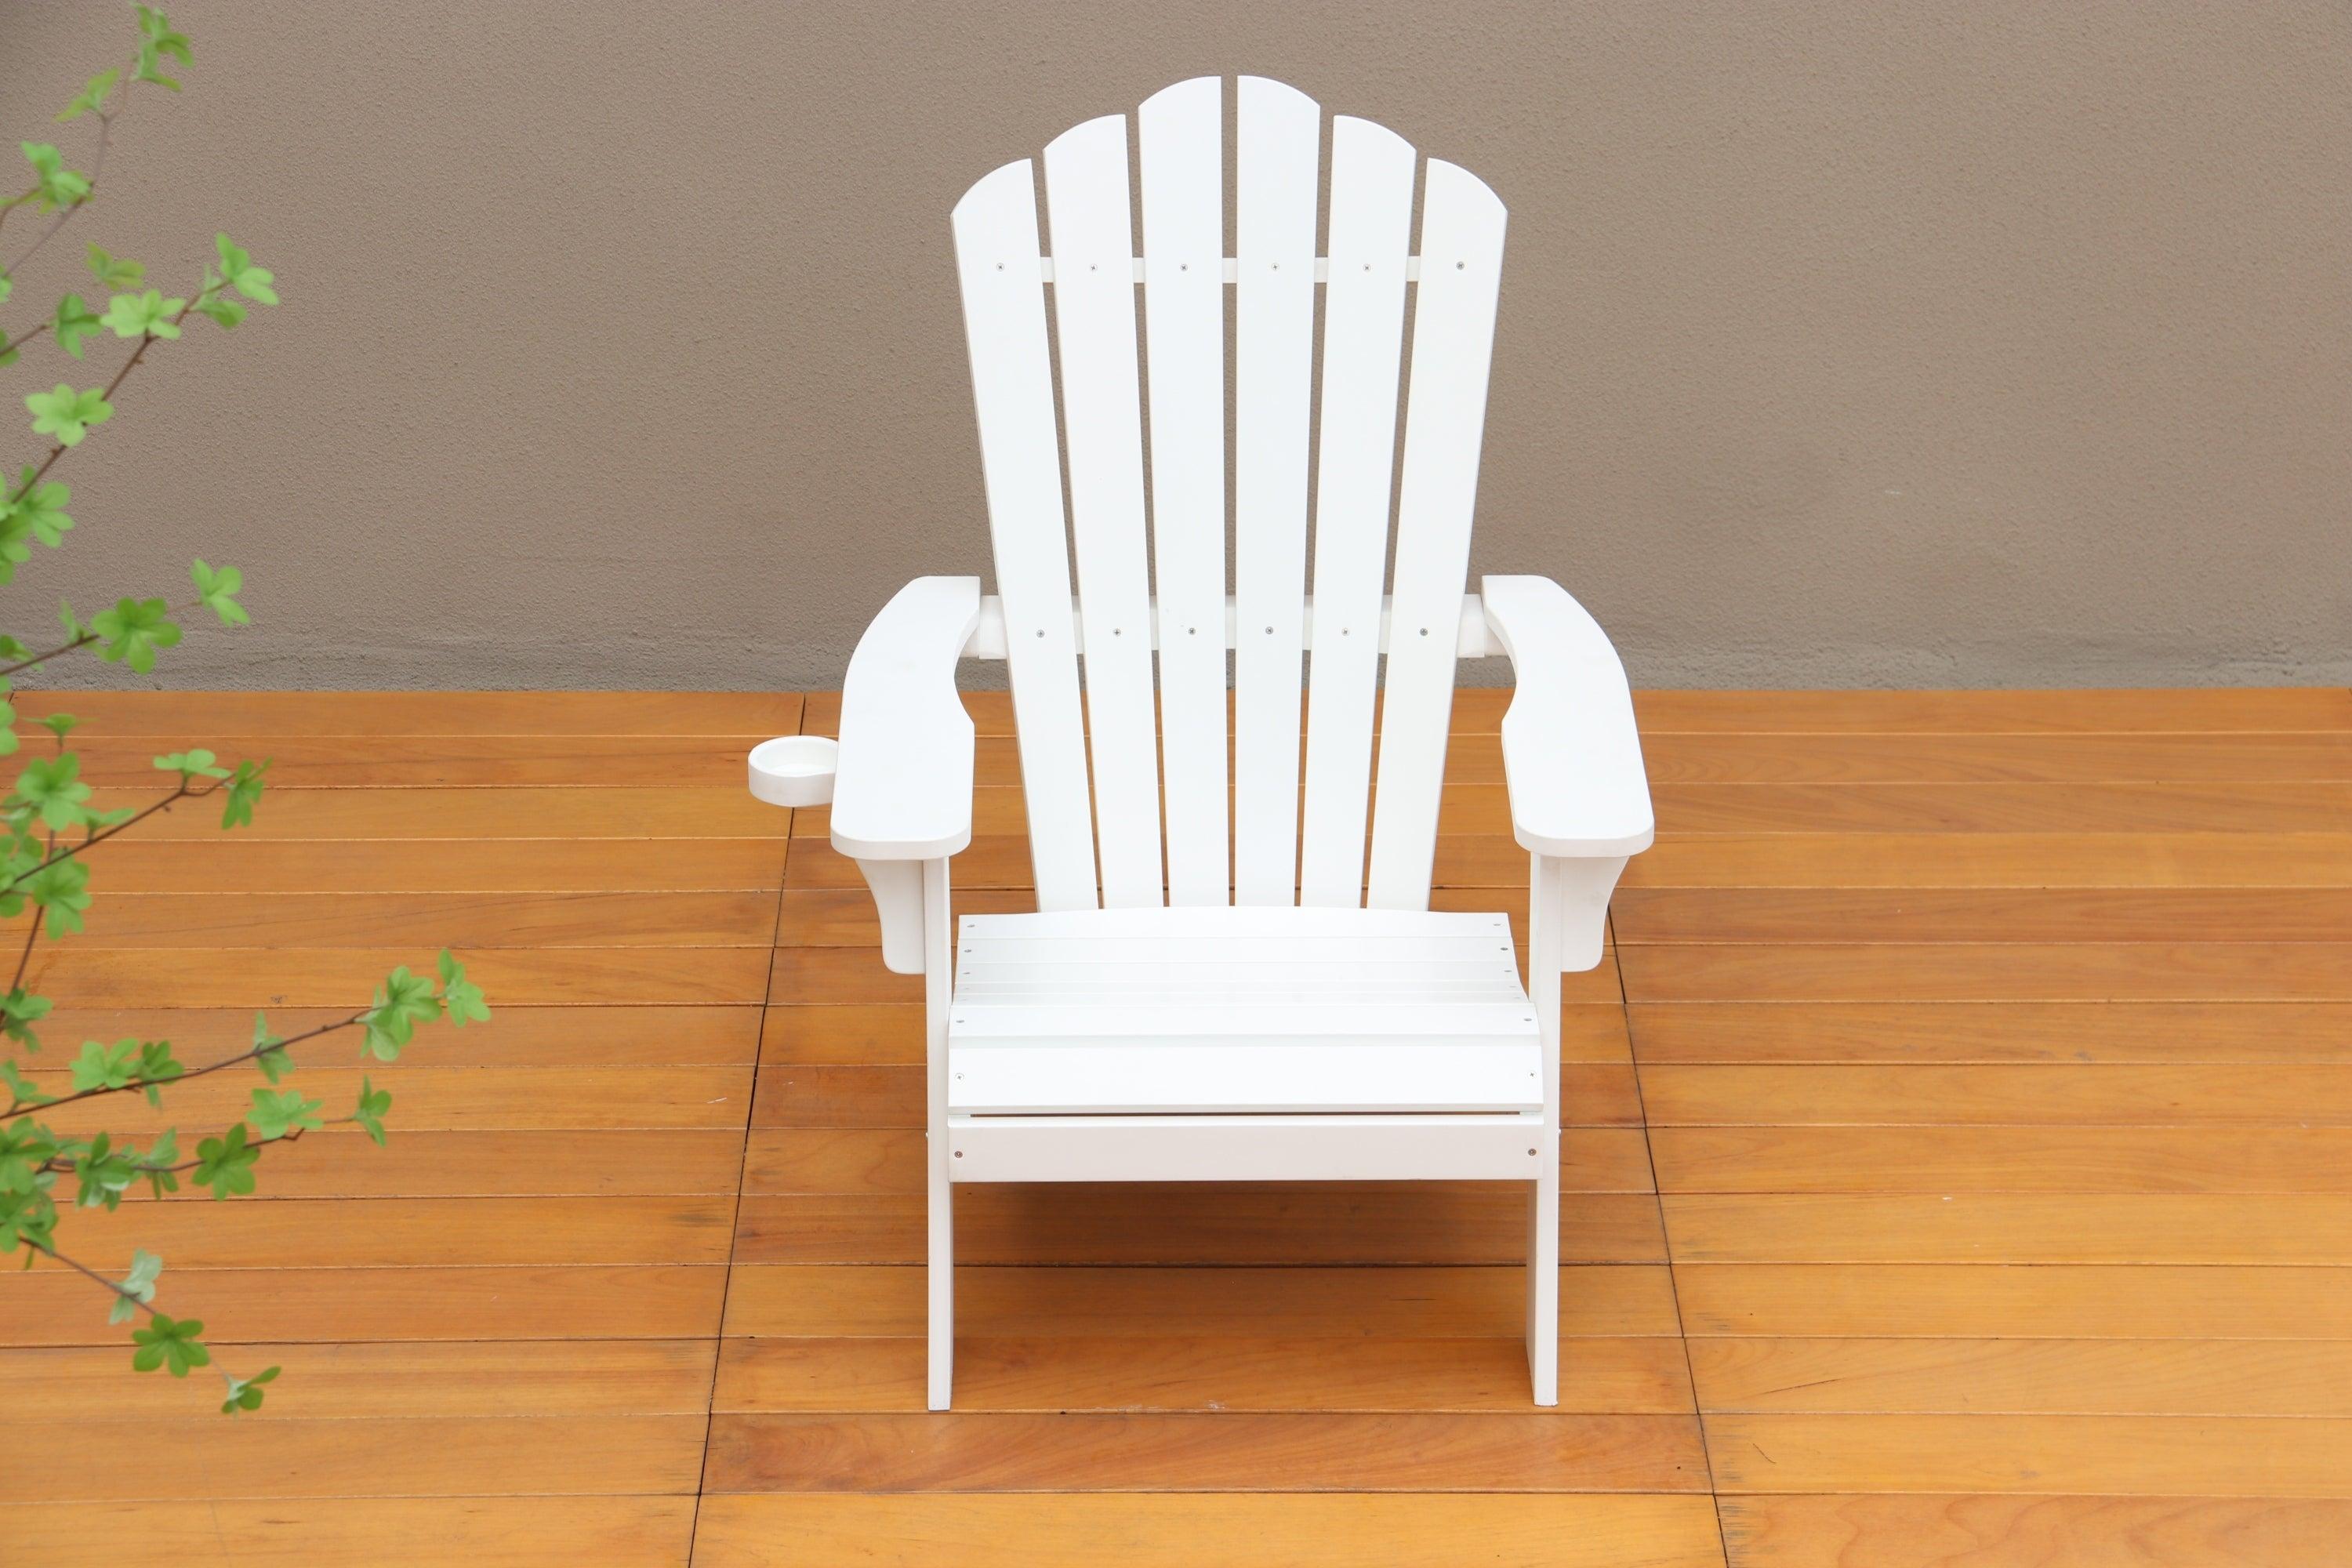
[1480,575,1655,858]
[832,576,982,863]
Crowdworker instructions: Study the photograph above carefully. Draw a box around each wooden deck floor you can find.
[4,687,2350,1565]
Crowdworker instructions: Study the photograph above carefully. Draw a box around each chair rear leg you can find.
[921,855,955,1410]
[1527,1159,1559,1405]
[928,1154,953,1409]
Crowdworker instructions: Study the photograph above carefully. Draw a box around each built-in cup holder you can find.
[747,735,839,808]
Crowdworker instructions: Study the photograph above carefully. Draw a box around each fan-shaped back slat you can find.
[1138,77,1230,907]
[1366,160,1509,907]
[1230,75,1320,907]
[1298,115,1417,907]
[949,161,1098,911]
[1044,115,1166,908]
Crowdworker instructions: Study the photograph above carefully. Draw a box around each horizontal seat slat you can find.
[949,906,1545,1118]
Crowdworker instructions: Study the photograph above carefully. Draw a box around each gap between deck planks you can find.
[0,688,2347,1568]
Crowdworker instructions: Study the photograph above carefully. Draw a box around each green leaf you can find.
[9,474,73,546]
[129,1312,209,1377]
[212,234,276,307]
[100,289,182,341]
[83,244,141,291]
[54,293,103,359]
[24,384,112,448]
[191,560,249,626]
[0,1118,59,1193]
[67,1037,137,1093]
[15,753,91,831]
[353,1076,391,1145]
[246,1086,321,1141]
[0,1060,51,1109]
[250,1011,289,1082]
[2,988,50,1054]
[25,858,90,938]
[191,1123,257,1198]
[361,966,441,1062]
[109,1247,161,1323]
[437,949,490,1027]
[19,143,89,210]
[70,1129,138,1209]
[154,747,230,782]
[220,1363,278,1414]
[220,758,267,829]
[56,71,120,124]
[0,1184,58,1254]
[135,1040,183,1106]
[37,711,78,741]
[90,597,180,673]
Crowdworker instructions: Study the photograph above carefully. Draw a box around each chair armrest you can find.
[830,576,982,862]
[1480,575,1654,858]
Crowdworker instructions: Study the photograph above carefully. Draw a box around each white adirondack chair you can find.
[747,75,1653,1410]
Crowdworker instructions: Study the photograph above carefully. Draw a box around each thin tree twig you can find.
[19,1005,369,1117]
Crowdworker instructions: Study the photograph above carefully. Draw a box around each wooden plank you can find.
[1717,1494,2352,1568]
[0,1264,727,1345]
[1662,1195,2352,1264]
[14,1003,758,1066]
[33,733,762,787]
[1626,830,2352,889]
[1675,1264,2352,1339]
[734,1188,1667,1265]
[28,946,771,1005]
[1688,1338,2352,1416]
[691,1494,1727,1568]
[742,1127,1656,1194]
[1637,1065,2352,1126]
[1230,74,1319,906]
[11,689,804,735]
[1640,729,2352,784]
[9,1338,718,1417]
[40,1195,739,1269]
[0,1128,744,1196]
[1615,886,2352,943]
[1641,781,2352,836]
[1651,1126,2352,1194]
[1298,112,1415,908]
[952,156,1098,909]
[32,1067,753,1142]
[702,1410,1709,1492]
[1138,74,1231,908]
[49,837,788,892]
[1044,110,1164,907]
[1622,688,2352,732]
[1704,1412,2352,1496]
[80,784,789,838]
[1621,943,2352,1003]
[13,1414,710,1499]
[1367,158,1511,909]
[721,1264,1686,1338]
[1630,1001,2352,1064]
[55,890,779,948]
[713,1334,1693,1413]
[0,1497,698,1567]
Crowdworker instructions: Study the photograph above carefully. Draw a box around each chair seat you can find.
[946,906,1543,1115]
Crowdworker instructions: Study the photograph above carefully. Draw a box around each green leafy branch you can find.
[0,5,189,278]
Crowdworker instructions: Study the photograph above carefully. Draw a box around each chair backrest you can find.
[952,74,1507,915]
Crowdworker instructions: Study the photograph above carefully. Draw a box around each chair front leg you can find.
[1525,853,1628,1405]
[920,856,956,1410]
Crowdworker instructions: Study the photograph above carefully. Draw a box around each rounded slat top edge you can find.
[952,158,1036,226]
